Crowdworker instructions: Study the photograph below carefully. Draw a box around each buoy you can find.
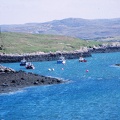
[48,68,51,71]
[52,68,54,71]
[62,68,64,70]
[86,70,89,72]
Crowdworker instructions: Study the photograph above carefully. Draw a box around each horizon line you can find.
[0,17,120,26]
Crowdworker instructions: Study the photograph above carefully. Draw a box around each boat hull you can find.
[57,60,66,64]
[79,59,87,62]
[20,63,26,66]
[26,66,35,69]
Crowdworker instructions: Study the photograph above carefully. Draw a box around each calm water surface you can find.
[0,52,120,120]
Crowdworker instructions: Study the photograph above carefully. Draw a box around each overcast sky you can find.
[0,0,120,25]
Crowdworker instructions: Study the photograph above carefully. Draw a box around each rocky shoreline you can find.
[0,46,120,63]
[0,65,66,94]
[0,46,120,94]
[0,50,91,63]
[89,46,120,53]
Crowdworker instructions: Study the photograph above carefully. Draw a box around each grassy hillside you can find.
[0,32,102,54]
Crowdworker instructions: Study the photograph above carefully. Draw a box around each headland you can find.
[0,65,66,94]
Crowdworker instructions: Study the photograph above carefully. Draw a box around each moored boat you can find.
[20,58,27,66]
[25,62,35,69]
[57,56,66,64]
[79,57,87,62]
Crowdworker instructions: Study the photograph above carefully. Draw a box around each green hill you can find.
[0,32,101,54]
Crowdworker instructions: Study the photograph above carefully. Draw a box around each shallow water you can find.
[0,52,120,120]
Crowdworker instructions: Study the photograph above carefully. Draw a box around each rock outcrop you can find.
[0,69,66,93]
[0,65,15,73]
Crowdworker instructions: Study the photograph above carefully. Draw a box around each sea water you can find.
[0,52,120,120]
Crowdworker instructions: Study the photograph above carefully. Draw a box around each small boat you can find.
[20,58,27,66]
[57,56,66,64]
[25,62,35,69]
[115,64,120,66]
[79,57,87,62]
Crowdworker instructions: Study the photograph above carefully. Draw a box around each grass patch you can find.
[0,32,102,54]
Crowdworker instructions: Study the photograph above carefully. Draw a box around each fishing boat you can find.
[25,62,35,69]
[79,57,87,62]
[20,58,27,66]
[57,56,66,64]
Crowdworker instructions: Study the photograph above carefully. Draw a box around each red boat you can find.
[79,57,87,62]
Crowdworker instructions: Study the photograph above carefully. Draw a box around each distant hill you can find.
[1,18,120,40]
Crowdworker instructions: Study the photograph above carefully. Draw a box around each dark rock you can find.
[21,77,24,80]
[11,80,16,83]
[34,81,39,85]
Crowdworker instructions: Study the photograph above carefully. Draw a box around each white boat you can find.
[25,62,35,69]
[20,58,27,66]
[57,56,66,64]
[79,57,87,62]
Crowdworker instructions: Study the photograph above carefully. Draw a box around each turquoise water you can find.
[0,52,120,120]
